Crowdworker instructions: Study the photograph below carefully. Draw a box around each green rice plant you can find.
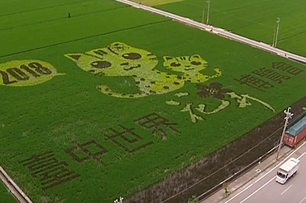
[155,0,306,56]
[0,0,306,202]
[0,182,17,203]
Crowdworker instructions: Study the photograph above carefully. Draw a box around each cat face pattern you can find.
[65,42,221,98]
[65,42,158,77]
[164,54,207,72]
[163,54,221,83]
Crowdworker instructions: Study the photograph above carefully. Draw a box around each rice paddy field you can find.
[0,0,306,202]
[0,182,17,203]
[147,0,306,57]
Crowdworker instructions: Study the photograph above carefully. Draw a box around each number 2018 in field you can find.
[0,62,52,84]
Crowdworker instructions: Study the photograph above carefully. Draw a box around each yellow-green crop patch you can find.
[0,0,306,202]
[0,60,64,87]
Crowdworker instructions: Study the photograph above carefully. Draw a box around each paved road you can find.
[224,145,306,203]
[114,0,306,64]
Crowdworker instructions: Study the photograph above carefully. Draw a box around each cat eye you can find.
[170,62,181,67]
[191,61,201,65]
[122,52,141,60]
[91,61,111,68]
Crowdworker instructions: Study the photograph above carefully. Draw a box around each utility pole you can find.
[206,0,211,24]
[276,107,293,160]
[272,17,280,47]
[201,3,205,23]
[274,17,281,47]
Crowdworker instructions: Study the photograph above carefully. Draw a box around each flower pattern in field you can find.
[196,82,232,99]
[167,82,275,123]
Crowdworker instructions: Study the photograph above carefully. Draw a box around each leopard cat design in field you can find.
[65,42,221,98]
[65,42,184,98]
[163,55,221,83]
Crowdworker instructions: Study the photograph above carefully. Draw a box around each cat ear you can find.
[65,54,82,62]
[163,56,174,61]
[112,42,125,45]
[191,54,201,59]
[110,42,127,48]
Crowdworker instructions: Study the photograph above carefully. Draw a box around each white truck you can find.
[276,157,300,184]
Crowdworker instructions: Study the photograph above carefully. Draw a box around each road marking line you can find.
[224,141,306,203]
[239,176,275,203]
[297,151,306,160]
[255,169,261,173]
[281,184,292,195]
[298,195,306,203]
